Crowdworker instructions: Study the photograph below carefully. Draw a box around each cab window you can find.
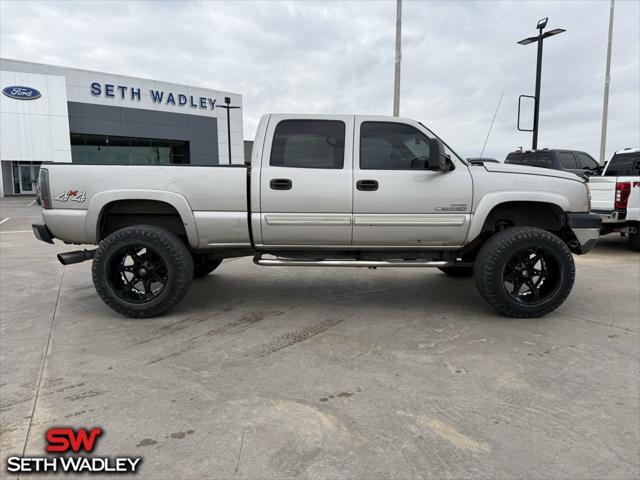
[576,153,598,170]
[270,120,345,169]
[558,152,578,169]
[360,122,431,170]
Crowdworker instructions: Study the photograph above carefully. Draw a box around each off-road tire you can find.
[438,266,474,277]
[629,224,640,252]
[474,226,575,318]
[192,254,222,278]
[92,225,193,318]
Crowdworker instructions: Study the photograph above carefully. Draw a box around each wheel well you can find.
[480,201,565,233]
[461,201,570,259]
[98,200,187,241]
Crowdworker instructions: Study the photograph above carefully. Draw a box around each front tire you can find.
[473,227,575,318]
[92,225,193,318]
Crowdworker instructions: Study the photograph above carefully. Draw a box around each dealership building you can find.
[0,58,244,196]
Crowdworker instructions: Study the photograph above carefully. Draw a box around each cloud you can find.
[1,0,638,162]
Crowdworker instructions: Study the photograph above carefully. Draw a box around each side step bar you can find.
[254,255,458,268]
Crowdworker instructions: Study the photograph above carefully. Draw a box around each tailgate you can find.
[589,177,616,211]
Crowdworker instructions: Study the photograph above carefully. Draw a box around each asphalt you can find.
[1,196,639,479]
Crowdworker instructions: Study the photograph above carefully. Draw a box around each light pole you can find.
[393,0,402,117]
[216,96,240,165]
[517,18,565,150]
[599,0,615,164]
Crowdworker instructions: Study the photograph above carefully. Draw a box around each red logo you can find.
[46,427,103,453]
[67,190,78,197]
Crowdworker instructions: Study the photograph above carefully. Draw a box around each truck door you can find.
[259,115,354,247]
[352,117,472,247]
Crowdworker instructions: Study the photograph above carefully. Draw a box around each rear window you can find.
[520,152,553,169]
[505,151,553,168]
[505,153,522,164]
[604,152,640,177]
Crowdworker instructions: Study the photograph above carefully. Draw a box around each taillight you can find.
[614,182,631,209]
[39,168,51,209]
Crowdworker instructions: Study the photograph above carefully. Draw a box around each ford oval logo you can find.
[2,86,42,100]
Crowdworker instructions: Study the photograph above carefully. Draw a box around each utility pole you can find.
[393,0,402,117]
[599,0,615,165]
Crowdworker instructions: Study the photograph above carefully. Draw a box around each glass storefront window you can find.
[70,134,189,165]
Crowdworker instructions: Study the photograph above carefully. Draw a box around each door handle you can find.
[356,179,379,191]
[270,178,292,190]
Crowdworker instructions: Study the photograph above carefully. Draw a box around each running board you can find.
[254,255,457,268]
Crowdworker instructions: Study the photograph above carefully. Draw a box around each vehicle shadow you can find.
[182,264,521,323]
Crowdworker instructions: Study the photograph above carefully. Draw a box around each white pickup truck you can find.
[32,114,601,318]
[590,148,640,251]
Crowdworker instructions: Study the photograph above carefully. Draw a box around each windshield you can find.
[604,152,640,176]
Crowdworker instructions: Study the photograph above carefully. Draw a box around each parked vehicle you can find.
[32,114,600,318]
[590,148,640,251]
[505,149,600,178]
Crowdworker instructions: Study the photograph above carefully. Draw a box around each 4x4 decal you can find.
[54,190,86,203]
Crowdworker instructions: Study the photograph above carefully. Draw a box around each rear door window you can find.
[270,120,345,169]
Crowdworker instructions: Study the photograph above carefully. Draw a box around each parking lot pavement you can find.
[1,197,639,479]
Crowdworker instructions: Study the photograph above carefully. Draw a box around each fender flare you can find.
[86,190,199,248]
[466,191,569,243]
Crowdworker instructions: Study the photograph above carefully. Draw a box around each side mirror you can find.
[428,138,454,172]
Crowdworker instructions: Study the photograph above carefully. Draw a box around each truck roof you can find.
[614,147,640,155]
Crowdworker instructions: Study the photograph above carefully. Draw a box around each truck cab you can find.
[250,114,472,249]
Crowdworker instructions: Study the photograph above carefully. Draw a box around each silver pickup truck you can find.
[33,114,601,318]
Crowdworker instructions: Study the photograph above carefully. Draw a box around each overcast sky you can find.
[1,0,638,162]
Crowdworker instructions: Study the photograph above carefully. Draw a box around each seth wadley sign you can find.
[90,81,217,110]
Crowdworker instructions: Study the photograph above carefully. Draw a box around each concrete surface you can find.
[1,196,639,479]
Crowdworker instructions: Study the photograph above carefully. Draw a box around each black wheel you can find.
[92,225,193,318]
[192,254,222,278]
[629,224,640,252]
[438,266,474,277]
[474,227,575,318]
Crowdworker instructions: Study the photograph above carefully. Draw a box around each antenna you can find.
[480,91,504,159]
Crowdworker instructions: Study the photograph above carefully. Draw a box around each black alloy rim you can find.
[502,247,561,305]
[107,245,168,303]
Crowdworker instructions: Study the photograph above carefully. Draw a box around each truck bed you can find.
[42,164,251,248]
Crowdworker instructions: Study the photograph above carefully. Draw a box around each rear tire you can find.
[438,266,474,277]
[473,227,575,318]
[192,254,222,278]
[92,225,193,318]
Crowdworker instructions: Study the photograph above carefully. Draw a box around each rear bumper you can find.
[591,209,626,223]
[32,224,54,244]
[567,213,601,254]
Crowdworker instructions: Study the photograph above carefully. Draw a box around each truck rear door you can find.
[352,117,472,247]
[259,115,354,247]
